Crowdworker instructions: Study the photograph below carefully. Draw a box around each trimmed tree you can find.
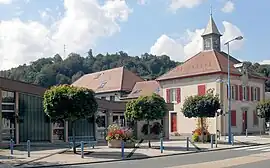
[256,100,270,122]
[43,85,98,153]
[125,93,167,147]
[181,89,221,142]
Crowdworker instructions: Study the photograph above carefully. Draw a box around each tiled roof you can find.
[72,67,144,93]
[124,80,161,99]
[156,50,266,81]
[157,50,242,81]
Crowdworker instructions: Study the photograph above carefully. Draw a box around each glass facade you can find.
[1,90,16,141]
[19,93,51,142]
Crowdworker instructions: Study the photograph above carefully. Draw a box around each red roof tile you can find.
[156,50,242,81]
[72,67,144,93]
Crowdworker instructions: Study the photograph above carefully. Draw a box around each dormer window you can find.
[98,81,107,89]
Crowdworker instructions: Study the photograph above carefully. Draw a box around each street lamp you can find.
[224,36,244,144]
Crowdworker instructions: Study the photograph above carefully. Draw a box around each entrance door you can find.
[95,112,107,141]
[242,111,247,133]
[171,113,177,132]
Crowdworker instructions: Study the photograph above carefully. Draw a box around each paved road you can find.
[62,144,270,168]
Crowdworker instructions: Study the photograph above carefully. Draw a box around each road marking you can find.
[167,152,270,168]
[261,148,270,152]
[232,145,267,151]
[248,146,270,151]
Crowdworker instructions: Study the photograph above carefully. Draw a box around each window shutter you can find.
[176,88,181,103]
[231,110,236,126]
[166,89,170,103]
[235,85,238,100]
[239,85,243,101]
[246,86,250,101]
[257,87,261,101]
[198,85,206,96]
[251,87,254,101]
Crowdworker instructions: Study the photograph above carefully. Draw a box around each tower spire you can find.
[201,7,222,37]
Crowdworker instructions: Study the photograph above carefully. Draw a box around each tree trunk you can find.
[200,118,205,143]
[72,121,76,154]
[147,121,151,148]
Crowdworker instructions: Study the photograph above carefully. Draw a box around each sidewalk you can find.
[0,136,270,167]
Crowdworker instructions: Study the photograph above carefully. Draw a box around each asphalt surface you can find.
[232,159,270,168]
[55,144,270,168]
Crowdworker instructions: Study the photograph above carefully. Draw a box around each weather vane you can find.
[210,4,213,16]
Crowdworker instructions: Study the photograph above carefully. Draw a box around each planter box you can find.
[107,140,135,148]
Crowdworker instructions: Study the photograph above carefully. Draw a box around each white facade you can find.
[159,74,265,136]
[95,92,122,101]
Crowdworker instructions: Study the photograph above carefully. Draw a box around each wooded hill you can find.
[0,50,269,91]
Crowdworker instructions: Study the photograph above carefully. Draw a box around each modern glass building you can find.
[0,77,129,144]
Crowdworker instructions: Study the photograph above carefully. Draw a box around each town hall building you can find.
[156,15,267,136]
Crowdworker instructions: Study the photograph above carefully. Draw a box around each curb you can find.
[22,142,270,168]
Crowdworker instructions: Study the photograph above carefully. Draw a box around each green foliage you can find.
[141,122,163,135]
[256,100,270,122]
[43,84,98,122]
[181,89,221,118]
[0,51,179,87]
[125,93,167,122]
[192,132,199,142]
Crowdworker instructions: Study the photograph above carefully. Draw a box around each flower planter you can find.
[107,139,135,148]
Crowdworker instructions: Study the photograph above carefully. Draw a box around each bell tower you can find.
[201,12,222,51]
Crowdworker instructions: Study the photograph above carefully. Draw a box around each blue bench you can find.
[68,136,97,149]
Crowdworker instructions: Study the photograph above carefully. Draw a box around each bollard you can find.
[27,140,30,157]
[246,129,248,137]
[81,141,84,158]
[10,139,14,155]
[121,140,125,160]
[160,137,164,153]
[210,135,213,148]
[186,137,189,151]
[231,134,234,146]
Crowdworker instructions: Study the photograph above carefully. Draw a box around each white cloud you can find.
[150,21,244,62]
[260,60,270,65]
[0,0,12,4]
[169,0,205,12]
[150,35,184,60]
[222,1,234,13]
[0,0,132,70]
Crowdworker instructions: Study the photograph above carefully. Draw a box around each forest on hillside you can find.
[0,50,179,88]
[0,49,269,91]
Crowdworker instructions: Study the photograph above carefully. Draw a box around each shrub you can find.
[192,132,199,142]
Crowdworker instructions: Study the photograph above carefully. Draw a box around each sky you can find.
[0,0,269,70]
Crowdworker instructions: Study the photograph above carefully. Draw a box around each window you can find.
[253,110,259,126]
[254,88,258,101]
[110,96,115,101]
[101,97,106,100]
[170,89,176,103]
[231,110,236,126]
[243,86,248,101]
[113,114,125,127]
[231,85,235,100]
[98,81,107,89]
